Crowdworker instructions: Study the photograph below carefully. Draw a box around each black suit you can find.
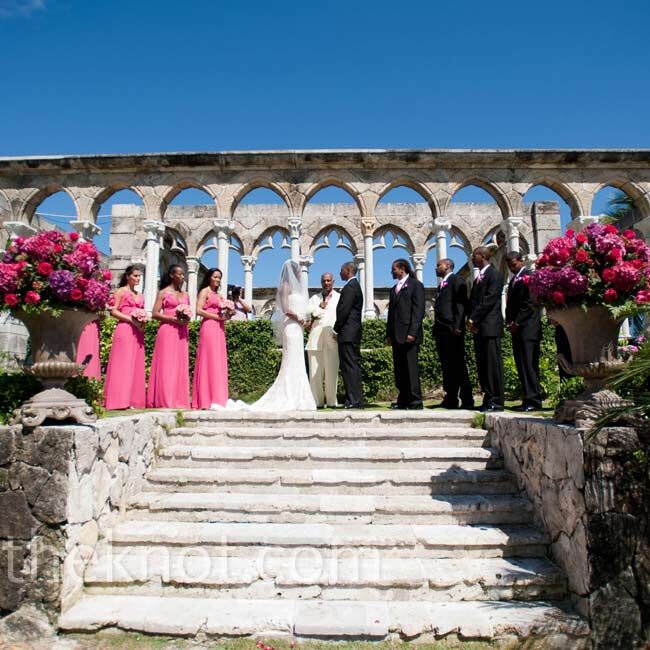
[433,273,473,407]
[386,275,425,408]
[468,265,505,408]
[506,268,542,407]
[334,278,364,406]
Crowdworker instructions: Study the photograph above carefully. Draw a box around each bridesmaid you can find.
[147,264,191,409]
[104,265,146,409]
[76,320,101,379]
[192,268,230,409]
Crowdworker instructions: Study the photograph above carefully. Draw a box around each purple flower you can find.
[558,266,588,297]
[48,269,75,300]
[530,267,561,301]
[84,279,110,311]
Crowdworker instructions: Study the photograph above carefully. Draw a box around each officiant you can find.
[306,272,340,408]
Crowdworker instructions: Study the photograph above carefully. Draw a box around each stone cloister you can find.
[1,149,649,318]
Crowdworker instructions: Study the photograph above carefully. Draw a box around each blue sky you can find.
[1,0,648,287]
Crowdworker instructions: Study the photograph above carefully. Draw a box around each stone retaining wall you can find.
[487,414,650,650]
[0,412,175,617]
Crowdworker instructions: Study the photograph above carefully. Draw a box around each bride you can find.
[212,259,316,412]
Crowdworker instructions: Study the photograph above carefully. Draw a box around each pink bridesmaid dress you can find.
[76,320,101,380]
[104,292,146,409]
[191,291,229,409]
[146,292,190,409]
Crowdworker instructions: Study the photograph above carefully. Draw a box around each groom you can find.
[333,261,364,409]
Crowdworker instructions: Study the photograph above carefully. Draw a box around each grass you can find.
[65,633,502,650]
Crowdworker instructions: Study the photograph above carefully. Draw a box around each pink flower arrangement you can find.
[0,230,112,315]
[130,308,148,323]
[530,223,650,315]
[175,304,192,321]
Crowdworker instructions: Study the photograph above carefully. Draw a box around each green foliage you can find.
[471,412,486,429]
[548,376,585,409]
[175,410,185,428]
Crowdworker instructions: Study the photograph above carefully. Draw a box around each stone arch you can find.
[22,185,80,223]
[91,184,146,221]
[231,181,292,216]
[523,178,584,219]
[446,177,513,218]
[301,178,366,218]
[589,179,650,218]
[375,178,439,219]
[374,223,415,255]
[309,225,358,256]
[252,226,292,258]
[160,180,219,218]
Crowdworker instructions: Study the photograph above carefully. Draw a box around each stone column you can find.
[299,255,313,294]
[288,217,302,262]
[354,253,365,314]
[500,216,524,253]
[143,220,165,312]
[567,215,602,233]
[362,219,375,320]
[413,253,426,283]
[213,219,234,298]
[70,220,101,243]
[433,217,451,261]
[4,221,37,240]
[240,255,256,304]
[186,256,200,318]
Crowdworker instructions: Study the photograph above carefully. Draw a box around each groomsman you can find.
[467,246,504,412]
[386,258,425,410]
[505,252,542,411]
[433,258,474,409]
[333,261,364,409]
[306,272,340,408]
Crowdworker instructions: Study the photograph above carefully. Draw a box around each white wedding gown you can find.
[212,293,316,412]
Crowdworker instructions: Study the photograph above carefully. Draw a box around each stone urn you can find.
[12,308,99,426]
[548,305,628,427]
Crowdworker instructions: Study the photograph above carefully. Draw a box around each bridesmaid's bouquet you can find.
[131,308,148,323]
[175,304,192,322]
[220,299,235,317]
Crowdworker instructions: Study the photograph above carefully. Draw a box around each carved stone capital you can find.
[361,218,375,237]
[433,217,451,233]
[143,220,165,242]
[4,221,37,240]
[213,218,235,237]
[500,216,524,237]
[70,219,101,242]
[185,256,200,274]
[354,253,365,267]
[412,253,426,270]
[299,254,314,269]
[288,217,302,238]
[240,255,257,272]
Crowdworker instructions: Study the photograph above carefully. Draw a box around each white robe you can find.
[306,290,340,407]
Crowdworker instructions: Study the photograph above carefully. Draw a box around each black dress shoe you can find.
[344,403,364,409]
[461,403,475,410]
[389,402,404,410]
[485,405,504,412]
[406,403,424,410]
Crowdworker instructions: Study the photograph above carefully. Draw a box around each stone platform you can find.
[58,410,589,645]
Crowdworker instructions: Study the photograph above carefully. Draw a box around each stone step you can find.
[126,492,533,525]
[59,595,589,643]
[84,552,566,602]
[168,426,490,448]
[107,521,549,558]
[182,410,475,430]
[144,467,517,495]
[156,445,503,470]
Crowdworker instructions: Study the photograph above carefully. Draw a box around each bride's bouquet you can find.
[175,303,192,322]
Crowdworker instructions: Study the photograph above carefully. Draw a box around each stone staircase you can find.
[59,410,589,644]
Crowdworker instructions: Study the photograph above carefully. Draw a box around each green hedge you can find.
[0,317,564,421]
